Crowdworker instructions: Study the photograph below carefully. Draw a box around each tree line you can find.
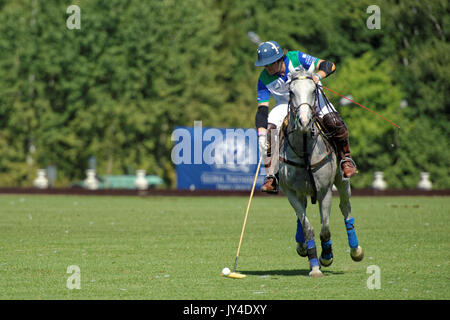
[0,0,448,189]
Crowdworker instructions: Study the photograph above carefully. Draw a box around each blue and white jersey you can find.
[257,51,319,106]
[257,51,337,120]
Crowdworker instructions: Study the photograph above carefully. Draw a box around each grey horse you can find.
[278,69,364,278]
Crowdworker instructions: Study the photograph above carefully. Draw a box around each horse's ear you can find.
[291,68,303,79]
[305,70,314,79]
[290,70,300,83]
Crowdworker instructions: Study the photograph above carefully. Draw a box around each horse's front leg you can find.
[334,174,364,262]
[318,189,333,267]
[285,189,323,277]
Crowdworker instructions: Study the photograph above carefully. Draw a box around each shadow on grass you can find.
[241,269,345,277]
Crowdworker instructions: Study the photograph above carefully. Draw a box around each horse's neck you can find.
[310,131,330,163]
[285,122,329,163]
[284,122,308,161]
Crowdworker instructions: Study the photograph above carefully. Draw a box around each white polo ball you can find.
[221,267,230,276]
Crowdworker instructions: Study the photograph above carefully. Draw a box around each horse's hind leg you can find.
[318,190,333,267]
[286,189,322,277]
[334,174,364,262]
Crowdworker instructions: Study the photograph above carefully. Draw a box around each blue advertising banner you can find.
[172,122,265,190]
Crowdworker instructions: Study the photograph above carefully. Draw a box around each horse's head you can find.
[289,70,316,133]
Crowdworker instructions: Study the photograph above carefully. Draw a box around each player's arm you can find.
[255,102,269,158]
[255,78,270,136]
[296,52,335,84]
[255,102,269,136]
[313,59,336,83]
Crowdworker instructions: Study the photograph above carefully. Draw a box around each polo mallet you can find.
[224,155,262,279]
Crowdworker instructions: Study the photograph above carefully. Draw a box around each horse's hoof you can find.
[350,246,364,262]
[319,255,333,267]
[309,266,323,278]
[296,242,307,257]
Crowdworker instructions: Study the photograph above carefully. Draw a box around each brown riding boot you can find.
[340,143,357,178]
[260,124,279,194]
[321,112,357,179]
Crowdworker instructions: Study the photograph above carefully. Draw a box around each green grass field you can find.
[0,194,448,300]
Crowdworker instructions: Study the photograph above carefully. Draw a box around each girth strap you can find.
[280,150,332,171]
[311,150,332,171]
[279,157,304,168]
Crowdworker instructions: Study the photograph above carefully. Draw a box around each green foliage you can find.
[386,118,450,189]
[0,0,447,188]
[325,52,404,188]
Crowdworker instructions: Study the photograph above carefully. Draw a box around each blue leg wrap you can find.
[321,239,333,260]
[306,240,319,268]
[345,217,359,249]
[310,258,319,268]
[295,218,305,243]
[306,239,316,249]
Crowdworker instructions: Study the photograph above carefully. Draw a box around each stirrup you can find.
[261,175,279,194]
[339,157,357,181]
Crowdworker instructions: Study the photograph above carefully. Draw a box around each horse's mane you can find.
[290,68,312,80]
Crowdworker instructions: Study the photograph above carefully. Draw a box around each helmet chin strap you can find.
[277,59,284,75]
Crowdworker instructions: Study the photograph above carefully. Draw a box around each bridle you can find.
[285,75,317,146]
[288,75,316,134]
[280,76,331,204]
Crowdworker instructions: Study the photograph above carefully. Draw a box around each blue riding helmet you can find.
[255,41,284,67]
